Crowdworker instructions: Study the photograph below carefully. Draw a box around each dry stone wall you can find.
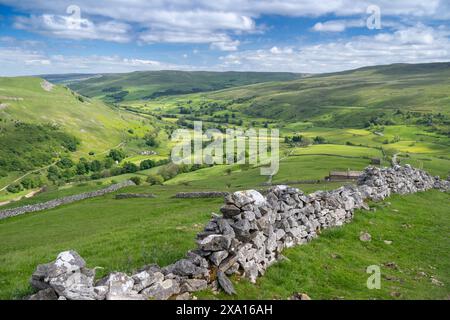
[27,165,449,300]
[0,180,136,220]
[174,192,230,199]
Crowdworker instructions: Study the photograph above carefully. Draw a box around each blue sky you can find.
[0,0,449,76]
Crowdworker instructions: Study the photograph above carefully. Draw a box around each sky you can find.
[0,0,449,76]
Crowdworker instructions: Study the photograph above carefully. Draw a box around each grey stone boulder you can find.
[28,288,58,300]
[217,218,235,237]
[132,270,164,292]
[197,234,232,251]
[232,219,253,241]
[171,259,209,278]
[186,250,210,269]
[99,272,142,300]
[142,279,180,300]
[180,279,208,293]
[220,204,241,218]
[232,190,266,208]
[47,250,86,278]
[31,250,99,300]
[217,270,236,295]
[359,232,372,242]
[49,272,97,300]
[30,262,53,291]
[210,250,229,266]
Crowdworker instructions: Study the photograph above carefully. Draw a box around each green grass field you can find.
[198,190,450,300]
[0,183,448,300]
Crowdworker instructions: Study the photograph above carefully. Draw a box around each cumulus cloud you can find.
[0,45,192,76]
[1,1,449,73]
[219,24,450,73]
[1,0,448,49]
[13,14,131,43]
[312,20,365,32]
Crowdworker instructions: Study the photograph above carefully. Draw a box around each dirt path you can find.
[0,188,43,207]
[96,141,125,156]
[265,148,295,185]
[0,161,58,192]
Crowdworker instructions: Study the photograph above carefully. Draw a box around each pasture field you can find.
[198,190,450,300]
[0,181,448,300]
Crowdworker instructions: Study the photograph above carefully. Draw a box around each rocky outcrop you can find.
[27,165,449,300]
[0,180,136,220]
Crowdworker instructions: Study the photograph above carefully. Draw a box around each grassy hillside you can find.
[0,77,149,156]
[67,71,303,102]
[200,190,450,300]
[152,63,450,128]
[0,179,447,299]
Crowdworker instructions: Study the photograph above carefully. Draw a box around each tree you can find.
[90,160,103,172]
[57,157,74,169]
[7,183,23,193]
[147,174,164,185]
[313,136,327,144]
[122,162,139,173]
[47,165,61,182]
[104,157,115,169]
[76,159,90,175]
[130,176,142,185]
[108,149,126,162]
[144,133,159,147]
[20,176,43,189]
[158,163,180,180]
[140,159,156,170]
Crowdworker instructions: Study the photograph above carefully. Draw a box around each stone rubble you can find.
[27,165,449,300]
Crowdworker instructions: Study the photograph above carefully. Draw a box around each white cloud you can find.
[14,14,131,43]
[312,20,365,32]
[1,0,448,49]
[219,24,450,73]
[140,30,239,51]
[0,46,192,76]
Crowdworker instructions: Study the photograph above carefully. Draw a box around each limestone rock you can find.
[171,259,208,278]
[30,262,52,291]
[197,234,232,251]
[99,272,139,300]
[217,270,236,295]
[132,270,164,292]
[232,190,266,208]
[220,204,241,218]
[142,279,180,300]
[180,279,208,293]
[359,232,372,242]
[210,250,229,266]
[28,288,58,300]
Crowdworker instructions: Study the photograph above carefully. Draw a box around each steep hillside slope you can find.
[66,71,303,102]
[0,77,146,156]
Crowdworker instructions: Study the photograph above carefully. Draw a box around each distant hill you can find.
[40,74,102,85]
[64,71,304,102]
[199,62,450,127]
